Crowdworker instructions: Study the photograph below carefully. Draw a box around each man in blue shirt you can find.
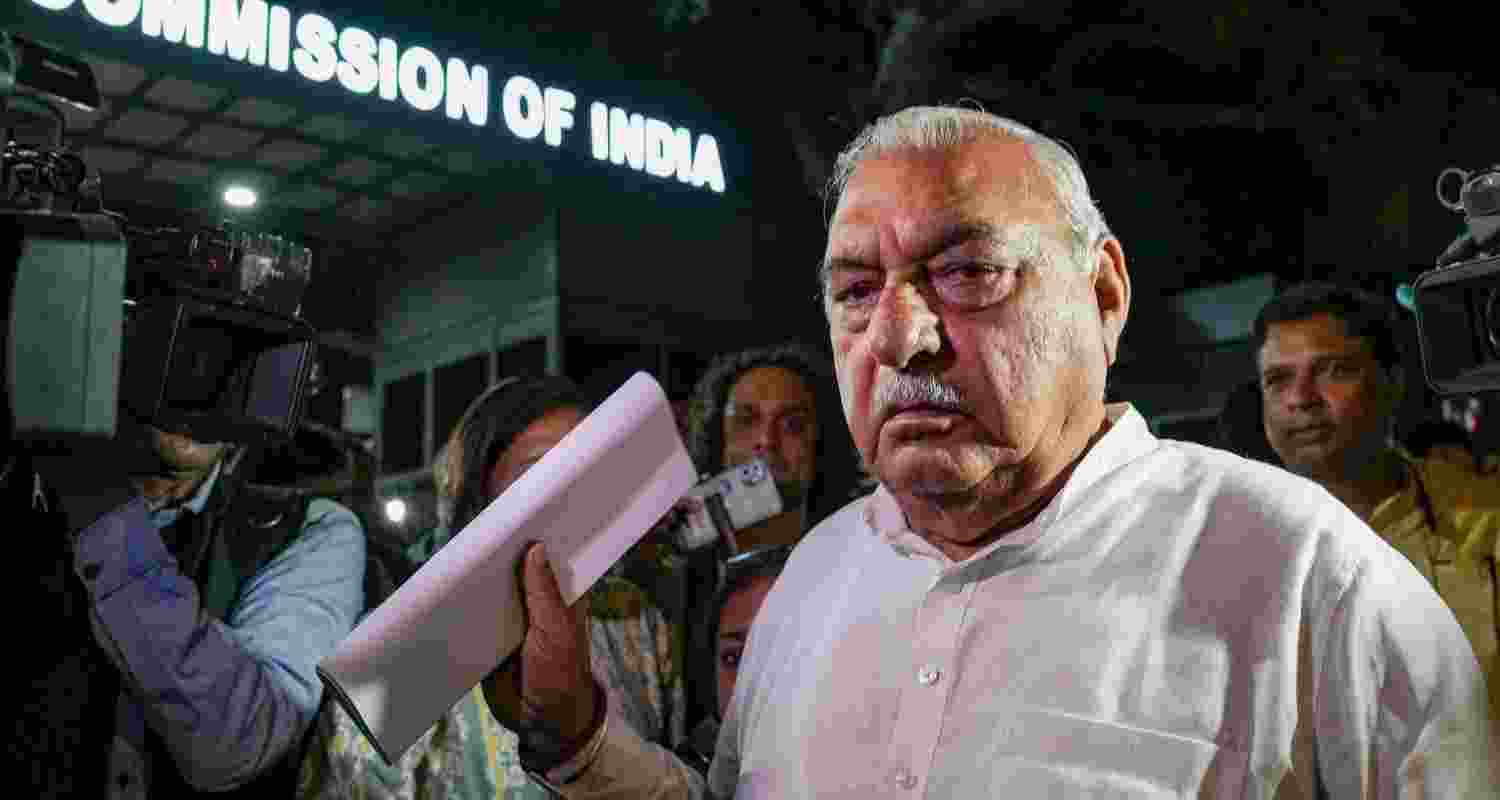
[19,422,365,798]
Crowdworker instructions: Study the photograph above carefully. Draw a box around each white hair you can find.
[826,106,1111,268]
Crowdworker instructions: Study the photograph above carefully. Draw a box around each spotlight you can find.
[223,185,257,208]
[384,498,408,525]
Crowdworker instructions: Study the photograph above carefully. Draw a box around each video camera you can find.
[3,32,317,450]
[1411,165,1500,395]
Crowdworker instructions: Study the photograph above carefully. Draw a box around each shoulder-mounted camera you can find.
[1411,165,1500,395]
[4,31,317,450]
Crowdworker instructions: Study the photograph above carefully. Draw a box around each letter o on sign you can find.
[502,76,545,140]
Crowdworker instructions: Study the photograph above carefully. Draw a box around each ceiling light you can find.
[384,498,408,525]
[223,184,257,208]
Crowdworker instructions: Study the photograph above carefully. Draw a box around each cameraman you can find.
[12,418,365,798]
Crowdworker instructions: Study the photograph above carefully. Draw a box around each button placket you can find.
[884,576,973,796]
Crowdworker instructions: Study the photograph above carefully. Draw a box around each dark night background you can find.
[11,0,1500,529]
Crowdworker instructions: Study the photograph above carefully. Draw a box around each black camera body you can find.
[1,33,102,214]
[5,212,320,448]
[3,33,317,449]
[119,286,316,445]
[1412,165,1500,395]
[119,218,318,445]
[3,209,127,442]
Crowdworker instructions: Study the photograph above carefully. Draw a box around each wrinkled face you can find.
[485,406,584,500]
[722,366,818,489]
[1258,313,1398,479]
[715,573,777,717]
[822,137,1128,543]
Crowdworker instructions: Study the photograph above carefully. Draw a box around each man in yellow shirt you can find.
[1255,282,1500,725]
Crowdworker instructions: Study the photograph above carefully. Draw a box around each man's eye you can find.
[932,263,1008,307]
[936,263,993,280]
[832,281,879,305]
[718,648,742,669]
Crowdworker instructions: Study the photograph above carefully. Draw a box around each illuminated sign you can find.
[29,0,727,193]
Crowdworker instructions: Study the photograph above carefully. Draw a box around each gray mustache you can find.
[876,373,967,416]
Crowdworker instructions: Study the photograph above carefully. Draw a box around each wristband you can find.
[517,679,608,776]
[524,704,608,795]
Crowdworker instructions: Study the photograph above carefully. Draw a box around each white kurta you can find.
[706,404,1494,798]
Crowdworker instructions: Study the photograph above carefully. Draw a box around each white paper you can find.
[317,371,698,764]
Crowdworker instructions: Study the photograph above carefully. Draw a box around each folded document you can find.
[318,371,699,763]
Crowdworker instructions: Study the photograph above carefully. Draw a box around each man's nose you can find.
[868,282,942,370]
[1283,372,1324,410]
[750,420,776,453]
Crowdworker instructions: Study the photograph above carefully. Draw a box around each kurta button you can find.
[83,563,101,580]
[917,666,941,686]
[893,767,917,789]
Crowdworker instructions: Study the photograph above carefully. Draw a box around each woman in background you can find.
[676,544,792,772]
[298,375,683,799]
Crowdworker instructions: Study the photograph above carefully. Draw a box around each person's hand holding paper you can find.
[317,372,697,765]
[482,542,602,769]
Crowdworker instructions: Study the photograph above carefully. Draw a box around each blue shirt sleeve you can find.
[73,493,366,791]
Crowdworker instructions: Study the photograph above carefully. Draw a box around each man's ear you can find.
[1093,238,1131,366]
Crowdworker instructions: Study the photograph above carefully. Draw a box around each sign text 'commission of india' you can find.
[31,0,728,193]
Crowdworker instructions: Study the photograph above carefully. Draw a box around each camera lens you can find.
[1484,288,1500,360]
[1463,171,1500,217]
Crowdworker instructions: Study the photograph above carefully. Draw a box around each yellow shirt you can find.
[1368,455,1500,724]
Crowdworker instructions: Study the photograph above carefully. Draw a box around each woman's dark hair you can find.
[690,544,794,723]
[442,374,589,531]
[718,545,793,605]
[684,342,856,525]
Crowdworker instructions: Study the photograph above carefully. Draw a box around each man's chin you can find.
[1279,453,1340,481]
[879,468,986,507]
[876,442,1000,486]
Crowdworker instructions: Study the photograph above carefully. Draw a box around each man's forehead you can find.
[728,367,814,408]
[726,393,813,414]
[827,216,1049,262]
[826,143,1056,262]
[1258,314,1375,366]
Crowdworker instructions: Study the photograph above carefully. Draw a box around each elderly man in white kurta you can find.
[482,106,1497,798]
